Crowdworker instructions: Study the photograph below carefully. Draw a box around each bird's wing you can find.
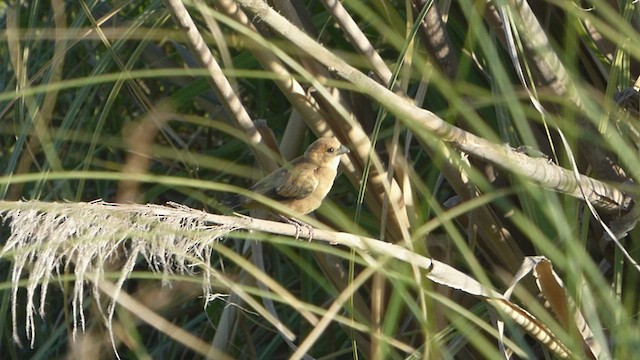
[274,163,318,199]
[249,159,319,200]
[249,168,288,198]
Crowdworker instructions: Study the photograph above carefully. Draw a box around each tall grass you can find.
[1,0,639,358]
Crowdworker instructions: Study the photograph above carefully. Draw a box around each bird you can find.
[231,137,350,217]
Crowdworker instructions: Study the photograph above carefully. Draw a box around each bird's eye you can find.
[327,147,335,153]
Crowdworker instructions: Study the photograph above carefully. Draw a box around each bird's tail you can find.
[219,194,248,214]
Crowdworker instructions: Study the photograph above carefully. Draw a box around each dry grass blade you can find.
[96,280,232,360]
[487,297,571,359]
[531,257,607,360]
[501,256,607,359]
[321,0,392,82]
[164,0,278,173]
[416,247,574,358]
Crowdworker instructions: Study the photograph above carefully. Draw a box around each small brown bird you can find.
[235,137,349,216]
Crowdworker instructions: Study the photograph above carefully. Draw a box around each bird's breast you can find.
[313,166,338,199]
[283,166,338,215]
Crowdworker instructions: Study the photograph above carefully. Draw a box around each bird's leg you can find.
[279,214,301,240]
[279,215,314,242]
[303,221,314,242]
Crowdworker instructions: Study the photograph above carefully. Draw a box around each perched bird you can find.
[233,137,350,216]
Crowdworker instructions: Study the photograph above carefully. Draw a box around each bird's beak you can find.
[337,145,350,155]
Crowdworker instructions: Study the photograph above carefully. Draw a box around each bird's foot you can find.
[279,215,314,242]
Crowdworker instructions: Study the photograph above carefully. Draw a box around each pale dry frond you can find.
[0,200,234,346]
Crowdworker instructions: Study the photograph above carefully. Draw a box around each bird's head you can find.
[304,137,350,168]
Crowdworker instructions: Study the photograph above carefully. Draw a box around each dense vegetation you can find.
[1,0,640,359]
